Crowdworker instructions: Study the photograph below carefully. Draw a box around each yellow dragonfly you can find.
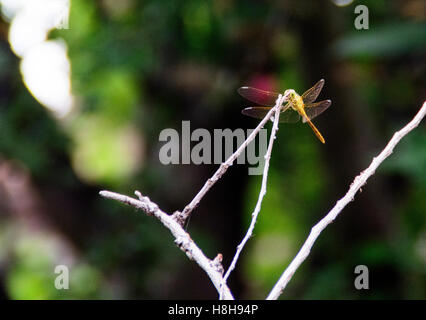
[238,79,331,143]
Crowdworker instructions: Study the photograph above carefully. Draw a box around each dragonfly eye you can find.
[284,89,295,99]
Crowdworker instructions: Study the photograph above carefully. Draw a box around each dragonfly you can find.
[238,79,331,143]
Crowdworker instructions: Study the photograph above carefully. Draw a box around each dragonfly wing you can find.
[301,79,325,104]
[242,104,300,123]
[238,86,280,107]
[280,105,300,123]
[302,100,331,123]
[241,106,272,119]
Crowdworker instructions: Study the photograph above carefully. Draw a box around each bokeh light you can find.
[2,0,72,117]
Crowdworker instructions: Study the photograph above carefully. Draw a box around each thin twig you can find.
[267,101,426,300]
[178,100,286,222]
[99,190,234,300]
[220,93,287,299]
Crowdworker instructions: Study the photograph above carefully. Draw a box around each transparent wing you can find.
[241,106,272,119]
[301,79,325,104]
[279,105,300,123]
[241,104,300,123]
[238,86,280,107]
[302,100,331,123]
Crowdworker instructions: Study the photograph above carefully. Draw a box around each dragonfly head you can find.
[284,89,296,102]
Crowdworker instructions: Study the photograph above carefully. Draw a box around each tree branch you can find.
[178,94,288,222]
[99,190,234,300]
[267,100,426,300]
[99,92,290,300]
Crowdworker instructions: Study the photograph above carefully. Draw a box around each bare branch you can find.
[267,101,426,300]
[99,92,289,300]
[178,95,289,222]
[220,93,287,298]
[99,190,234,300]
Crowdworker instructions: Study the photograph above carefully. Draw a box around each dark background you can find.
[0,0,425,299]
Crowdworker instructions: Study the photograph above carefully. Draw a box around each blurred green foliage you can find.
[0,0,425,299]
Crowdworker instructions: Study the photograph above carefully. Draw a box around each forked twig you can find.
[99,93,288,299]
[267,101,426,300]
[178,99,286,222]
